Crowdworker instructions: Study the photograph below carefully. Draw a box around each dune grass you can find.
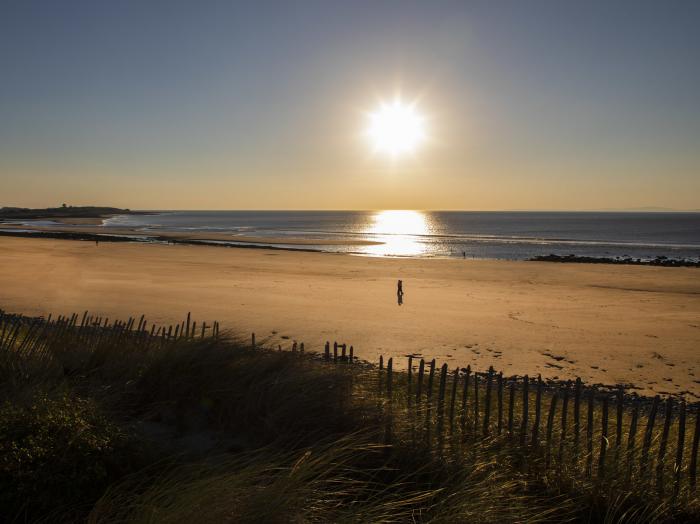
[0,312,697,523]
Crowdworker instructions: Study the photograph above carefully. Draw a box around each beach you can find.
[1,235,698,397]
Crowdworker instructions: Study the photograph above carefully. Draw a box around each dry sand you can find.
[1,235,698,397]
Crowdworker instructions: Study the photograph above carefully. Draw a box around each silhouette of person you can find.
[95,239,99,247]
[397,279,403,306]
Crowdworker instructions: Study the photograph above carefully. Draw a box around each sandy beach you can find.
[1,235,698,397]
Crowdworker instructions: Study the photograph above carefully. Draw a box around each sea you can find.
[99,211,700,261]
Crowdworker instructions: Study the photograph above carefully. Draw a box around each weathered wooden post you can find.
[473,372,479,435]
[341,344,346,361]
[483,367,493,436]
[201,322,206,339]
[349,345,353,362]
[691,407,700,491]
[251,332,255,349]
[598,395,609,479]
[497,372,504,436]
[559,383,569,464]
[546,392,559,468]
[438,363,448,420]
[616,386,624,452]
[640,395,660,478]
[508,380,515,437]
[387,357,393,396]
[626,401,640,482]
[461,365,471,428]
[449,367,459,429]
[586,390,594,477]
[533,375,543,445]
[407,356,413,399]
[378,355,384,394]
[186,312,191,338]
[520,375,529,446]
[333,342,338,363]
[427,359,436,403]
[673,401,686,500]
[416,359,425,403]
[324,341,330,361]
[174,324,180,339]
[656,397,673,495]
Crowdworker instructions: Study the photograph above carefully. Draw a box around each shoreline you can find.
[1,226,699,266]
[1,234,698,398]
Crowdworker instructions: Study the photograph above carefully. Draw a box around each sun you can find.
[365,98,426,157]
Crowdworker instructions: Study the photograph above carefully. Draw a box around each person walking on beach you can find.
[397,279,403,306]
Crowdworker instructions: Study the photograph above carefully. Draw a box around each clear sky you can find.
[1,0,699,210]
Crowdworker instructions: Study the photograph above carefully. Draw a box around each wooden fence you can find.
[1,309,698,503]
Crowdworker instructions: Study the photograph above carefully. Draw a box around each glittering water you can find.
[103,210,700,260]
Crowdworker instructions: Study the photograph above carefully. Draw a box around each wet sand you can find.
[1,235,698,397]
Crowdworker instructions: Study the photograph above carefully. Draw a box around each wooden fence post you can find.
[438,363,447,432]
[186,312,191,338]
[449,367,459,429]
[334,342,338,363]
[438,363,447,406]
[473,372,480,435]
[483,367,493,436]
[497,372,504,436]
[559,383,569,464]
[407,356,413,400]
[324,341,330,361]
[251,332,255,349]
[574,378,582,458]
[461,366,471,428]
[673,401,686,501]
[691,407,700,491]
[508,380,515,437]
[587,390,594,477]
[641,395,660,479]
[546,392,559,468]
[598,395,609,480]
[387,357,393,396]
[416,359,425,403]
[656,397,673,496]
[533,375,543,445]
[341,344,347,361]
[378,355,384,394]
[349,345,353,362]
[427,359,436,403]
[616,386,624,452]
[520,375,529,446]
[627,401,640,482]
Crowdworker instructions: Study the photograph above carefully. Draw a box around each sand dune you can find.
[1,236,698,397]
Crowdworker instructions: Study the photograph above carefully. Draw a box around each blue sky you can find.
[1,1,699,210]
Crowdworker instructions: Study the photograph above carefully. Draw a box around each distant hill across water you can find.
[0,206,137,219]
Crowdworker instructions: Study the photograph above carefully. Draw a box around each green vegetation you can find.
[0,312,697,523]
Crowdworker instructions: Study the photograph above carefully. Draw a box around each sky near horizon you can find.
[1,1,699,211]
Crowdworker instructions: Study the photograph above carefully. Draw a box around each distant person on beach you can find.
[95,239,99,247]
[463,251,466,258]
[397,279,403,306]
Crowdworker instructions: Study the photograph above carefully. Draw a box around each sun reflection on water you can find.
[360,210,432,256]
